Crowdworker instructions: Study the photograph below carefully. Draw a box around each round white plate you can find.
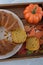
[0,9,24,59]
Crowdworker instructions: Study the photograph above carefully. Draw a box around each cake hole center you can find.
[0,27,12,41]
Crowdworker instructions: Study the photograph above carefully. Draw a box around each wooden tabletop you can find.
[0,3,43,61]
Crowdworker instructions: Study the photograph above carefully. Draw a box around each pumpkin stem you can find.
[32,7,37,14]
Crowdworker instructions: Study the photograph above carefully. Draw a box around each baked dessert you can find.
[26,36,40,51]
[0,40,17,55]
[0,11,22,55]
[0,11,19,31]
[11,29,27,43]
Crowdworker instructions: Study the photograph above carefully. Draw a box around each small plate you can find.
[0,9,24,59]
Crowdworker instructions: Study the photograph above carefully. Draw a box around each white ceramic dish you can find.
[0,9,24,59]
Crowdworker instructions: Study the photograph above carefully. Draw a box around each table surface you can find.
[0,58,43,65]
[12,0,43,3]
[0,0,43,4]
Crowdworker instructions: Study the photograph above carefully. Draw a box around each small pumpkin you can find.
[23,4,43,24]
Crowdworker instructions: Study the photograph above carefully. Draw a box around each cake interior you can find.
[0,26,12,41]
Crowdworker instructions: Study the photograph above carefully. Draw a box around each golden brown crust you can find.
[0,11,19,31]
[11,29,27,43]
[0,40,17,55]
[26,36,40,51]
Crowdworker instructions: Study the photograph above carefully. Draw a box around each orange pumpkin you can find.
[23,4,43,24]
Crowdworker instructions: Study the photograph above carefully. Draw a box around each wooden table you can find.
[0,3,43,61]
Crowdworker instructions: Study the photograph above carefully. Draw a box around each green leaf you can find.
[27,50,33,55]
[39,50,43,53]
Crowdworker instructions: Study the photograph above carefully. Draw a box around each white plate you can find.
[0,9,24,59]
[0,0,43,4]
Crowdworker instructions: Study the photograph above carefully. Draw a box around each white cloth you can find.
[0,58,43,65]
[12,0,43,3]
[0,0,43,4]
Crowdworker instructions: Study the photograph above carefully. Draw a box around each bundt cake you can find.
[0,40,17,55]
[0,11,20,55]
[0,11,19,31]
